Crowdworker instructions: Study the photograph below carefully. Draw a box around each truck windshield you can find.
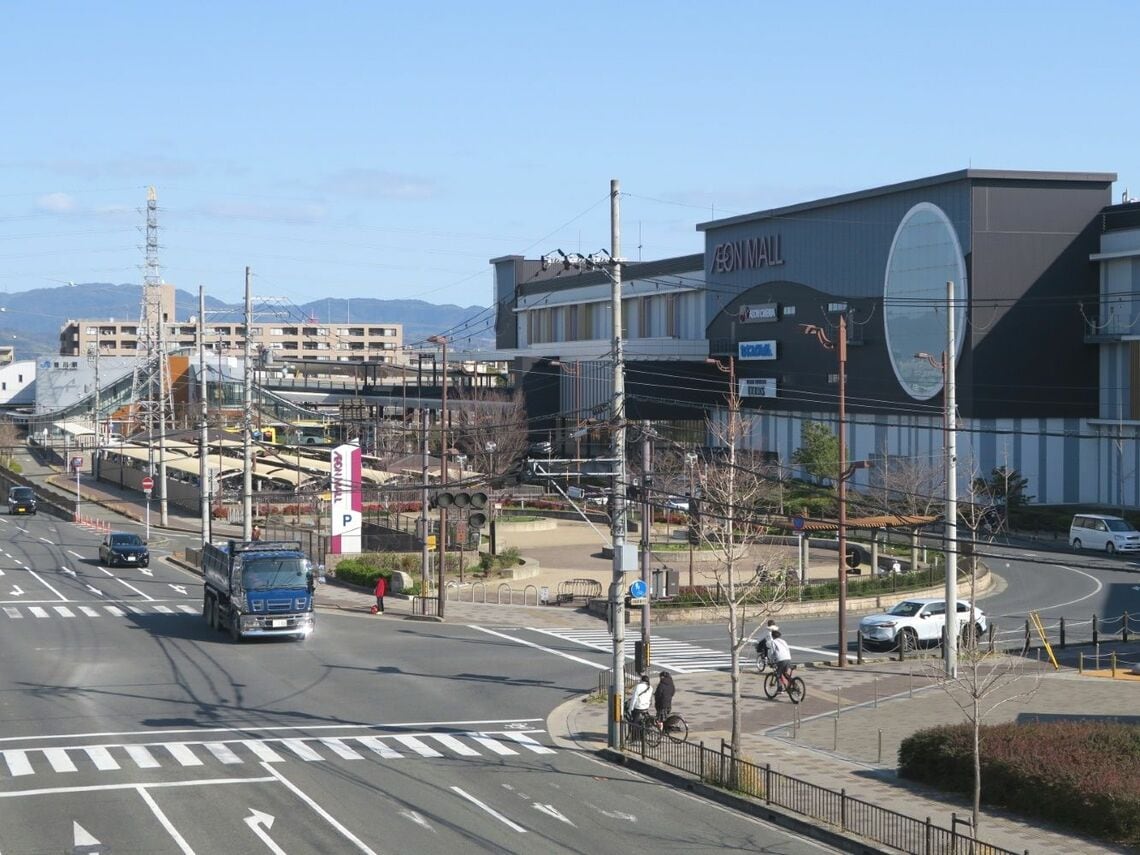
[242,557,309,590]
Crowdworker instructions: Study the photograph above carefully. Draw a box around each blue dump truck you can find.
[201,540,315,642]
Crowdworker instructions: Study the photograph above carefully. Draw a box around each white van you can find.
[1069,513,1140,554]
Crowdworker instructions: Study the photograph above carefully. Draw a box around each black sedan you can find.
[99,532,150,568]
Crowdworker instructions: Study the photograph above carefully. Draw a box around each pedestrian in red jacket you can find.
[373,576,388,614]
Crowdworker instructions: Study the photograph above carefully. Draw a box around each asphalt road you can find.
[0,514,841,854]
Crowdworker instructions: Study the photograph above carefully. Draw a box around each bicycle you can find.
[624,709,689,746]
[763,664,806,704]
[754,640,773,674]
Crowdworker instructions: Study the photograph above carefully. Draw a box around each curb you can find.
[596,748,892,855]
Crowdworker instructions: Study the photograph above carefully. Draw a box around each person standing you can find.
[251,524,262,541]
[373,575,388,614]
[654,671,675,719]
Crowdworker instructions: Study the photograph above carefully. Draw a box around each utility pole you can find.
[836,312,848,668]
[198,286,210,548]
[157,311,169,527]
[945,280,958,678]
[242,266,253,541]
[429,335,448,619]
[608,178,626,749]
[640,430,651,668]
[419,355,430,597]
[87,345,100,478]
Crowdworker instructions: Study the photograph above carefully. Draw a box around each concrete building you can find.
[496,168,1140,508]
[58,284,404,364]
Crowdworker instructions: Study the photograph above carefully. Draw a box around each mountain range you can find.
[0,283,494,359]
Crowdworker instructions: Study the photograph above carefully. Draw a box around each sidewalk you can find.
[551,662,1138,854]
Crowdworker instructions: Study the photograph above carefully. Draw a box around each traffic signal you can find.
[689,496,700,523]
[434,490,489,528]
[687,526,700,546]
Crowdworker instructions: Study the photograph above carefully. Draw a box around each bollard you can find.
[1112,652,1118,678]
[1078,651,1083,674]
[908,668,913,698]
[1124,612,1130,643]
[857,630,864,665]
[764,763,772,804]
[874,675,878,708]
[877,728,883,764]
[1059,616,1066,649]
[833,716,838,751]
[1024,619,1031,655]
[1093,614,1099,646]
[988,623,996,653]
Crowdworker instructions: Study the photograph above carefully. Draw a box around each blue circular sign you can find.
[792,516,805,531]
[629,580,647,598]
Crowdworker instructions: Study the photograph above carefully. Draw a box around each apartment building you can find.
[58,284,404,363]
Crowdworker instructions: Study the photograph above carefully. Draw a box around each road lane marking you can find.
[43,748,77,773]
[356,736,402,759]
[28,607,48,618]
[117,578,154,601]
[319,738,364,760]
[165,743,203,766]
[204,742,242,764]
[392,735,442,757]
[282,738,323,761]
[3,750,34,776]
[125,744,160,769]
[429,734,480,756]
[504,732,556,755]
[469,625,607,669]
[0,774,278,799]
[84,746,119,771]
[26,569,67,601]
[469,735,517,756]
[242,740,285,763]
[451,786,527,833]
[79,606,100,617]
[52,606,75,618]
[261,763,382,855]
[138,786,196,855]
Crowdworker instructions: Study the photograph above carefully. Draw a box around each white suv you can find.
[859,598,987,651]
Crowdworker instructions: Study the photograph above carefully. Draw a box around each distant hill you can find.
[0,283,494,359]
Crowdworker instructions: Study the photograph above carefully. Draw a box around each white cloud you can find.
[325,168,436,200]
[36,192,78,213]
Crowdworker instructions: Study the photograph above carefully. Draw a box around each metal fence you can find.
[617,723,1025,855]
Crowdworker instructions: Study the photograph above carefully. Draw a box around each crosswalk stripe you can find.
[204,742,243,764]
[392,735,442,757]
[504,732,556,754]
[153,605,174,614]
[105,606,125,617]
[3,750,33,776]
[243,739,285,763]
[530,627,734,674]
[469,735,518,756]
[282,739,324,761]
[125,744,160,768]
[84,746,119,771]
[79,606,100,617]
[320,738,364,760]
[165,743,202,767]
[3,607,20,618]
[44,747,77,773]
[356,736,403,759]
[52,606,75,617]
[28,607,48,618]
[177,605,198,614]
[429,734,481,756]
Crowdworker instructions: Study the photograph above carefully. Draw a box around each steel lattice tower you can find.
[128,186,173,439]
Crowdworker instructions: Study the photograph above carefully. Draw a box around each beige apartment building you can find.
[58,284,404,363]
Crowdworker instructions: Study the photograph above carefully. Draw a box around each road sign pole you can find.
[145,493,151,540]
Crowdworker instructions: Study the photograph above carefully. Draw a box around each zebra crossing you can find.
[0,602,199,620]
[1,729,555,779]
[529,627,732,673]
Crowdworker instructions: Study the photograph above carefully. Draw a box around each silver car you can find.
[859,598,987,651]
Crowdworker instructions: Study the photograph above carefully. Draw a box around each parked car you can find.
[99,532,150,568]
[7,486,37,515]
[1069,513,1140,554]
[663,496,690,512]
[858,597,987,651]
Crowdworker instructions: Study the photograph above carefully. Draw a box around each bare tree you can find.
[924,465,1040,837]
[450,387,527,482]
[0,419,18,469]
[695,396,791,763]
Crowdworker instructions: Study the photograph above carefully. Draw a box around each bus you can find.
[291,421,333,446]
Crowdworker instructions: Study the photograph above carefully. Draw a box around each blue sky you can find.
[3,1,1137,326]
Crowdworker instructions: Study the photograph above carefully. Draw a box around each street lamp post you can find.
[427,335,448,619]
[685,451,698,587]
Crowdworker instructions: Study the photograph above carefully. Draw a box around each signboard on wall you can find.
[738,340,778,361]
[330,443,362,554]
[739,378,777,398]
[738,303,779,324]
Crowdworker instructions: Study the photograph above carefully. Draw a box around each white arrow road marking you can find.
[451,786,527,832]
[245,809,286,855]
[588,803,638,822]
[399,809,435,832]
[73,821,104,849]
[86,585,104,597]
[141,568,154,577]
[169,584,188,595]
[533,803,574,825]
[61,567,76,577]
[9,586,24,597]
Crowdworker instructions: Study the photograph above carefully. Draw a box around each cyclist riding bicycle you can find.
[756,619,779,663]
[626,673,653,726]
[769,629,792,691]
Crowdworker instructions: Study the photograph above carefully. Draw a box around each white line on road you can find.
[26,569,67,601]
[117,578,154,601]
[262,762,382,854]
[67,551,85,560]
[451,786,527,833]
[0,774,277,799]
[469,625,607,669]
[1039,565,1104,611]
[138,786,196,855]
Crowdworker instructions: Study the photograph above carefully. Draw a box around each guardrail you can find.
[617,722,1025,855]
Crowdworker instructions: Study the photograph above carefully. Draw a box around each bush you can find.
[899,720,1140,845]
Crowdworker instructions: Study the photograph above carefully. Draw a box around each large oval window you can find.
[883,203,967,401]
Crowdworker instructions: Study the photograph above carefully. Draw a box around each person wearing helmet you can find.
[654,671,675,719]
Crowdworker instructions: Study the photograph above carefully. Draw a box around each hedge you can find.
[898,720,1140,846]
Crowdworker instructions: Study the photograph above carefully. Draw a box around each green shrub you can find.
[899,720,1140,845]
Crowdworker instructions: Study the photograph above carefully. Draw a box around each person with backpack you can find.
[654,671,675,719]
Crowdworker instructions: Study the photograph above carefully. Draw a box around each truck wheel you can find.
[229,615,242,643]
[203,596,212,629]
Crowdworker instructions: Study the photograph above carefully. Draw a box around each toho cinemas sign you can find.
[710,234,784,273]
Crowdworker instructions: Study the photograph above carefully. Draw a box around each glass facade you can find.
[882,203,967,400]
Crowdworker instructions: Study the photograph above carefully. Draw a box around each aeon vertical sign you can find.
[330,443,362,554]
